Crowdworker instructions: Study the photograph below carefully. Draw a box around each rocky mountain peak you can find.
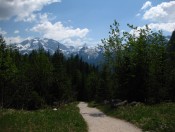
[12,38,103,65]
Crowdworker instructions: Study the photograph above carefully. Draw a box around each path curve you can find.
[78,102,142,132]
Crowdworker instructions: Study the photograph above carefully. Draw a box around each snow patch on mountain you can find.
[12,38,103,65]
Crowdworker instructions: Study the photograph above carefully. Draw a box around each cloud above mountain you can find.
[0,28,7,35]
[14,30,19,34]
[0,0,60,21]
[0,0,90,46]
[143,1,175,22]
[5,36,24,44]
[1,1,174,47]
[138,1,175,32]
[31,16,89,45]
[148,22,175,33]
[31,21,89,40]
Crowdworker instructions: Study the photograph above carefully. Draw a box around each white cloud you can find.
[138,1,175,33]
[31,20,89,42]
[38,13,56,23]
[5,36,23,44]
[136,13,141,17]
[62,38,86,47]
[0,29,23,44]
[143,1,175,22]
[61,37,98,47]
[0,28,7,35]
[130,22,175,36]
[148,23,175,32]
[129,26,146,37]
[141,1,152,10]
[21,14,37,22]
[14,30,19,34]
[0,0,60,21]
[39,13,49,22]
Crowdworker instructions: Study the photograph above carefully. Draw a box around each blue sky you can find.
[0,0,175,46]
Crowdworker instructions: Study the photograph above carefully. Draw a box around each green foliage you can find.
[166,31,175,101]
[0,36,98,109]
[100,20,172,103]
[0,103,87,132]
[1,20,175,109]
[101,20,123,69]
[0,36,17,108]
[96,103,175,132]
[85,72,99,101]
[96,65,113,102]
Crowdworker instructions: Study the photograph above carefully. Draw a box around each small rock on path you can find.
[78,102,142,132]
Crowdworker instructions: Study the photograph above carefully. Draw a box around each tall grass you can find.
[0,103,87,132]
[90,102,175,132]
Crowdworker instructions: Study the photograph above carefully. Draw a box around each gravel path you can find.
[78,102,142,132]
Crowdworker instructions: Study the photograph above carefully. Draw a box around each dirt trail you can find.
[78,102,142,132]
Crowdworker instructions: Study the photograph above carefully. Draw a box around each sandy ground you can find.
[78,102,142,132]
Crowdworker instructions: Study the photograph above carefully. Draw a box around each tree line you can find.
[0,21,175,110]
[0,36,100,110]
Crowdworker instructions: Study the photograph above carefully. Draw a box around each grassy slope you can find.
[0,103,87,132]
[89,102,175,132]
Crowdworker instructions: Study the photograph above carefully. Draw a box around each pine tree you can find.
[167,30,175,101]
[0,36,17,108]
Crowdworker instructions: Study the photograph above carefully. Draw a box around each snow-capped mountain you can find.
[77,45,104,64]
[13,38,70,55]
[12,38,103,65]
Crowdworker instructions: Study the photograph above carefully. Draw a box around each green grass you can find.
[0,103,87,132]
[89,102,175,132]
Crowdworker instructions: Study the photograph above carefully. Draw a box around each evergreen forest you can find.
[0,21,175,110]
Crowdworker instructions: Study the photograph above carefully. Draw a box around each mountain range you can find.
[12,38,104,65]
